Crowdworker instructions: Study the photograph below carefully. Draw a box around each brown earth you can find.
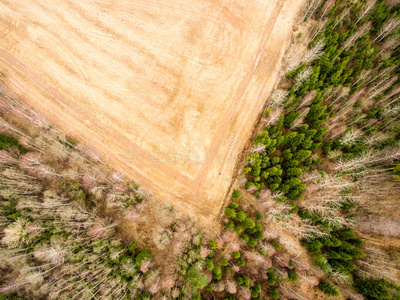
[0,0,305,220]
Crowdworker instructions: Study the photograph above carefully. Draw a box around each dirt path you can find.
[0,0,305,221]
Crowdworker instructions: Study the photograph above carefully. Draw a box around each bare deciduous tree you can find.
[356,245,400,285]
[373,17,400,43]
[356,0,376,24]
[1,218,29,248]
[304,39,325,63]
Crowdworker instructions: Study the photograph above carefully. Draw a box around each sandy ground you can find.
[0,0,305,219]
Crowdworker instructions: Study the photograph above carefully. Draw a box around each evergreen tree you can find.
[353,277,397,300]
[318,280,339,297]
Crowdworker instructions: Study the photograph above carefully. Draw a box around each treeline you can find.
[242,0,400,299]
[0,94,218,299]
[0,97,165,298]
[198,191,313,300]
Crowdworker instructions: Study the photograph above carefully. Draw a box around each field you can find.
[0,0,304,218]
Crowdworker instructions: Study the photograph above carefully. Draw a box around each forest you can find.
[1,0,400,299]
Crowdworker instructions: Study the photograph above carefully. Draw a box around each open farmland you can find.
[0,0,304,218]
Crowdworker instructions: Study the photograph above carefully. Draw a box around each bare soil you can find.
[0,0,305,219]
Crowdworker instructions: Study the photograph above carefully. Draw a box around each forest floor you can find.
[0,0,305,220]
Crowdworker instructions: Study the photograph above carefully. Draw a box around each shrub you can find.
[318,280,339,297]
[7,212,21,220]
[0,134,28,154]
[238,259,246,266]
[76,192,86,201]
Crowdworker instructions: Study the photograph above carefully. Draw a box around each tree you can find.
[293,150,312,162]
[241,234,250,244]
[269,90,288,107]
[271,241,281,250]
[206,259,215,271]
[267,268,280,286]
[284,110,300,128]
[314,255,332,274]
[234,225,244,234]
[135,251,152,268]
[229,202,239,209]
[238,259,246,266]
[225,220,235,230]
[213,266,222,280]
[220,257,229,267]
[353,277,398,300]
[225,208,236,219]
[241,276,250,289]
[209,240,217,249]
[235,212,247,222]
[287,270,298,282]
[242,217,255,229]
[248,238,258,247]
[232,190,241,198]
[186,265,208,289]
[318,280,339,297]
[251,282,262,298]
[232,251,241,259]
[270,288,280,299]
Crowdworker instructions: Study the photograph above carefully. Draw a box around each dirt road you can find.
[0,0,305,219]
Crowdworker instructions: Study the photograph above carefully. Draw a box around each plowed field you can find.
[0,0,305,217]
